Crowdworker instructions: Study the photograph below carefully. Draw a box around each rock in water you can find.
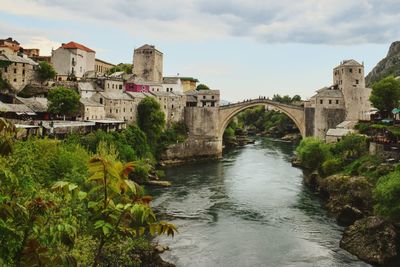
[337,205,364,226]
[340,216,398,265]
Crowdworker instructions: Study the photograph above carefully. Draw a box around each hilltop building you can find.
[132,44,163,83]
[305,59,372,138]
[51,41,96,81]
[0,37,21,53]
[0,53,38,92]
[95,58,115,76]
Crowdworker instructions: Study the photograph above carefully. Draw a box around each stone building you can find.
[304,59,372,139]
[0,53,38,92]
[150,91,186,123]
[0,38,20,53]
[80,98,106,121]
[333,60,372,121]
[91,91,136,122]
[185,90,220,108]
[23,49,40,58]
[51,41,96,81]
[162,77,184,93]
[104,78,124,92]
[95,58,115,76]
[78,82,98,98]
[132,44,163,83]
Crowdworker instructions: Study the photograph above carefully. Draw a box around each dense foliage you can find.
[37,61,56,82]
[48,87,80,118]
[107,63,132,75]
[0,120,177,266]
[196,84,210,90]
[272,94,301,104]
[137,97,166,150]
[296,138,331,171]
[369,76,400,118]
[374,171,400,221]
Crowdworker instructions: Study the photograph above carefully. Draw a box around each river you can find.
[150,138,370,267]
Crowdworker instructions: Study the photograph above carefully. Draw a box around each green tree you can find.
[196,84,210,91]
[0,118,16,156]
[272,94,292,104]
[331,134,368,161]
[291,95,301,102]
[374,171,400,222]
[48,87,80,118]
[369,76,400,118]
[296,138,331,171]
[137,97,165,148]
[107,63,132,75]
[37,61,56,82]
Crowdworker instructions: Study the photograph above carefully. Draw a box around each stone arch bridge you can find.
[163,98,309,162]
[219,99,306,139]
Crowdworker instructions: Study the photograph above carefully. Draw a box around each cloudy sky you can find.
[1,0,399,101]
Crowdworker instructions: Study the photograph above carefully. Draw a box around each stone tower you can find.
[132,44,163,83]
[332,60,371,121]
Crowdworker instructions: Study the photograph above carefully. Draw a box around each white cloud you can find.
[1,0,400,44]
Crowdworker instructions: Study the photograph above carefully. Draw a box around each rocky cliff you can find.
[366,41,400,87]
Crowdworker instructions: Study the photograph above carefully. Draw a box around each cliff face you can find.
[366,41,400,87]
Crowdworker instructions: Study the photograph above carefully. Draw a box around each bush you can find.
[374,171,400,221]
[296,138,331,171]
[321,158,343,177]
[331,134,368,161]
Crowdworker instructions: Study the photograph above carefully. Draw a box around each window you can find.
[22,70,25,75]
[166,88,169,92]
[13,78,16,82]
[336,100,339,104]
[349,68,353,73]
[211,102,215,107]
[14,69,17,74]
[116,109,118,113]
[100,98,103,104]
[4,67,7,73]
[119,85,122,90]
[110,109,112,113]
[130,108,132,112]
[22,63,25,67]
[359,69,361,73]
[123,108,125,112]
[172,105,174,109]
[320,99,323,104]
[112,84,114,89]
[329,100,332,104]
[356,79,359,84]
[86,117,89,120]
[212,96,215,99]
[164,105,166,109]
[203,96,206,99]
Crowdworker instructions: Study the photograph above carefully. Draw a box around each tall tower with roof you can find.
[332,60,371,121]
[132,44,163,83]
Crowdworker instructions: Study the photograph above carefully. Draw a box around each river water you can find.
[150,138,370,267]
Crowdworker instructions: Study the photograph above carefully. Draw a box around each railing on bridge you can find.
[219,98,304,110]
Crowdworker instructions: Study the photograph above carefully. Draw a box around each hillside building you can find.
[132,44,163,83]
[51,41,95,81]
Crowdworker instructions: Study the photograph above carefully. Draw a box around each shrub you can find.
[374,171,400,222]
[331,134,368,161]
[296,138,331,171]
[321,158,343,177]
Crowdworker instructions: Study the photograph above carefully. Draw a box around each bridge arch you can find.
[218,99,306,142]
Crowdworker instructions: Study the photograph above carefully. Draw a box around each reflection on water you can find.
[149,138,370,267]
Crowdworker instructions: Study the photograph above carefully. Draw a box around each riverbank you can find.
[294,136,400,266]
[151,138,370,266]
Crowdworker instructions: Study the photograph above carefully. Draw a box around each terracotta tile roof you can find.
[61,41,95,53]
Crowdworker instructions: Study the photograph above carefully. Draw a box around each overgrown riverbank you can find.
[294,135,400,266]
[0,98,183,266]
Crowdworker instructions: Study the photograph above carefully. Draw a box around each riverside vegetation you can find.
[295,134,400,265]
[0,97,188,267]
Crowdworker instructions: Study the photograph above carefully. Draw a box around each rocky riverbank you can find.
[299,167,400,266]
